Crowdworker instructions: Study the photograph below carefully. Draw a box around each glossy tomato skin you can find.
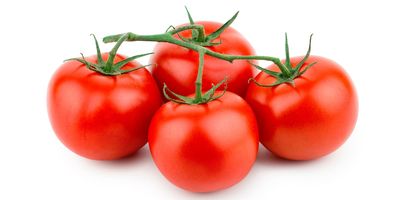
[150,21,256,98]
[148,92,259,192]
[246,56,358,160]
[48,53,162,160]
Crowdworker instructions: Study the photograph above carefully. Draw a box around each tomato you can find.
[148,91,259,192]
[150,21,255,98]
[246,56,358,160]
[47,53,162,160]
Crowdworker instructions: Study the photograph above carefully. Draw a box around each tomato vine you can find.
[100,9,314,103]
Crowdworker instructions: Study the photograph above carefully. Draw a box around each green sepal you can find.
[64,34,152,76]
[65,53,101,72]
[205,11,239,42]
[113,52,153,70]
[248,33,316,88]
[185,6,199,41]
[209,78,228,101]
[118,64,151,75]
[249,78,288,87]
[91,34,105,65]
[284,33,292,69]
[202,77,228,101]
[163,83,193,104]
[248,62,281,78]
[297,61,317,77]
[293,34,313,72]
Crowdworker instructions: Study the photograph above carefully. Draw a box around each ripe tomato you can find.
[246,56,358,160]
[150,21,255,98]
[148,92,259,192]
[48,53,162,160]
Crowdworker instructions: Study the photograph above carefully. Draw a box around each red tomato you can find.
[150,21,255,98]
[246,56,358,160]
[148,92,259,192]
[48,53,162,160]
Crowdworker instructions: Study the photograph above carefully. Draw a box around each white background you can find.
[1,0,399,199]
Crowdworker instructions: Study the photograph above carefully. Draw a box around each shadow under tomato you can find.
[172,175,250,196]
[255,145,329,167]
[86,145,152,168]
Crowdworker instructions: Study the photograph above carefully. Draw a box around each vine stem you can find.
[103,29,291,77]
[169,24,205,39]
[195,49,205,100]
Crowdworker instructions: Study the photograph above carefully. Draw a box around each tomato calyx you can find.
[65,34,152,76]
[173,7,239,47]
[249,33,317,87]
[163,49,228,105]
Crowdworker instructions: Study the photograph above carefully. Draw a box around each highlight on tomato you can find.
[47,34,162,160]
[246,34,358,160]
[148,50,259,192]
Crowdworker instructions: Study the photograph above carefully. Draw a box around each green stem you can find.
[103,25,314,90]
[169,24,205,39]
[104,33,129,72]
[195,49,205,100]
[103,30,289,75]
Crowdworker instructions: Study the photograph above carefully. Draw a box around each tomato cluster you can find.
[47,10,358,193]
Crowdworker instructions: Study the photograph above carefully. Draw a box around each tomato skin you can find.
[246,56,358,160]
[47,53,162,160]
[150,21,256,98]
[148,92,259,192]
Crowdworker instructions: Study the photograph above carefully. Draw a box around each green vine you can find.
[75,8,316,104]
[103,31,315,87]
